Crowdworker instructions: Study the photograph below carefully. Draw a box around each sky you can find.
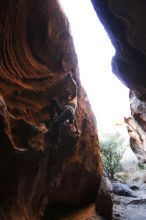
[59,0,131,132]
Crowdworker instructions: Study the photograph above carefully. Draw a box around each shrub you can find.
[100,132,126,180]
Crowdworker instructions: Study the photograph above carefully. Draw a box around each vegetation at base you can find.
[100,132,126,180]
[100,131,146,184]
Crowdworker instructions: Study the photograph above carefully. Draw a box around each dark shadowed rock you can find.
[112,182,137,197]
[91,0,146,164]
[96,171,113,220]
[128,198,146,205]
[128,184,140,191]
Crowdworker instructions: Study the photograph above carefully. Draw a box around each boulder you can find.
[112,182,137,197]
[96,171,113,220]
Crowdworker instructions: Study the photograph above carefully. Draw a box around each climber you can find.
[45,73,80,147]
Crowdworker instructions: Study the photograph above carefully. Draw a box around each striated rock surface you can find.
[3,0,146,219]
[0,0,102,219]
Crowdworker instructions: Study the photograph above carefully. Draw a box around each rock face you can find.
[112,182,137,198]
[91,0,146,163]
[0,0,102,219]
[91,0,146,90]
[124,116,146,163]
[124,91,146,162]
[2,0,146,219]
[96,171,113,220]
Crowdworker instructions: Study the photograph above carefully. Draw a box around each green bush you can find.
[100,132,126,180]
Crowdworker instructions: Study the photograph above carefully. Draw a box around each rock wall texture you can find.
[124,91,146,162]
[0,0,102,219]
[96,171,113,220]
[91,0,146,163]
[3,0,146,219]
